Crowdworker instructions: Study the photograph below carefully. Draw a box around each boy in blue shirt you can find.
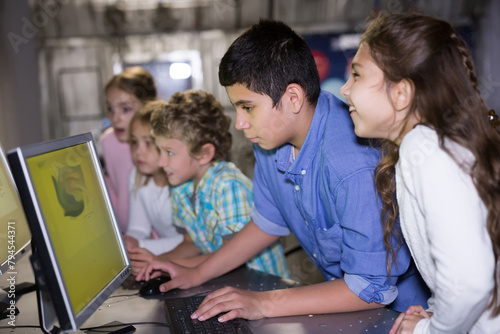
[137,19,429,321]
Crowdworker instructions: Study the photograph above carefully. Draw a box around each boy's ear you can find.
[196,143,216,165]
[284,83,305,114]
[391,79,414,112]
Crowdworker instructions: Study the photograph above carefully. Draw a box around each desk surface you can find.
[1,252,400,333]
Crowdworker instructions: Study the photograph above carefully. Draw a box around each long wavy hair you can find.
[363,13,500,315]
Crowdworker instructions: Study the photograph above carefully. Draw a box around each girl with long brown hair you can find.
[341,12,500,333]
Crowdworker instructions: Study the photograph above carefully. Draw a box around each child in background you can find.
[137,20,429,321]
[123,101,183,274]
[100,66,157,232]
[130,91,288,278]
[340,13,500,333]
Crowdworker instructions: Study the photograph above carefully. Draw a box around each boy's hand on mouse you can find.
[390,305,431,334]
[135,261,205,292]
[191,287,271,322]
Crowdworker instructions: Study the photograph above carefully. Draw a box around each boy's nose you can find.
[235,111,250,130]
[158,154,167,168]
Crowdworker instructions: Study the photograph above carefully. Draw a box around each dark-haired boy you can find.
[138,20,429,321]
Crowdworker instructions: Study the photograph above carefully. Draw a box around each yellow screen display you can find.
[0,146,31,273]
[26,142,126,315]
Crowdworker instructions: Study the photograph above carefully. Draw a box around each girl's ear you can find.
[196,143,216,165]
[391,79,414,112]
[284,83,305,115]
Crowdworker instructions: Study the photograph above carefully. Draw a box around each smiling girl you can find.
[341,13,500,333]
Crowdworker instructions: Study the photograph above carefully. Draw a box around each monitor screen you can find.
[0,142,31,276]
[7,133,131,333]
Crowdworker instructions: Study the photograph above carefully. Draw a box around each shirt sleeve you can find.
[138,234,184,256]
[402,138,494,333]
[334,167,406,305]
[213,178,253,236]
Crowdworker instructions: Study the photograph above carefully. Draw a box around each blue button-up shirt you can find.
[252,91,429,311]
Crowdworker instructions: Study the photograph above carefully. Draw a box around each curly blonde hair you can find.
[150,90,232,161]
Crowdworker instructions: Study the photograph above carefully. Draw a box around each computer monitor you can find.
[0,142,32,321]
[7,133,132,334]
[0,142,31,276]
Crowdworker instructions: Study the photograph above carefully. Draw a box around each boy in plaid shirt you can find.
[129,90,288,279]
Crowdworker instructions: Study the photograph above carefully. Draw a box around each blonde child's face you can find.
[155,136,206,187]
[225,83,295,150]
[106,86,143,143]
[340,43,405,141]
[129,121,162,179]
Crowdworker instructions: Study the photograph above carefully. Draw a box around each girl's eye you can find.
[167,151,173,156]
[352,72,360,80]
[123,107,133,113]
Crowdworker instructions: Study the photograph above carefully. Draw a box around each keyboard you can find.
[164,295,253,334]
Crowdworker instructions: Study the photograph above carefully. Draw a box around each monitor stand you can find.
[36,286,61,334]
[30,253,61,334]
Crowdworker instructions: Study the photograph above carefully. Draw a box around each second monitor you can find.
[8,133,132,333]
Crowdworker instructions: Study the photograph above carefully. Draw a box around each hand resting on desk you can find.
[390,304,432,334]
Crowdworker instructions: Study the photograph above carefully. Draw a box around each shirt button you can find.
[294,185,300,191]
[301,169,306,175]
[305,220,308,226]
[312,253,317,258]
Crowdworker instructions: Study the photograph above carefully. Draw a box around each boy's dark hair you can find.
[150,90,232,161]
[219,19,320,107]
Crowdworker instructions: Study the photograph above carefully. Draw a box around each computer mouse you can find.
[139,276,171,297]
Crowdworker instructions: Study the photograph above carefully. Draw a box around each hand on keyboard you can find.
[165,295,254,334]
[191,286,273,322]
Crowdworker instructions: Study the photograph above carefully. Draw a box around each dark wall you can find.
[0,0,43,150]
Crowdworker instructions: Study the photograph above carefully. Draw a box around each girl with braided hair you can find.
[340,12,500,334]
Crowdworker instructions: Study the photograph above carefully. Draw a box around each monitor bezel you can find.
[7,133,132,333]
[0,142,31,276]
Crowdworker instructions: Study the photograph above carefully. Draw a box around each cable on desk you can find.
[81,321,170,332]
[0,321,170,332]
[0,324,44,330]
[107,292,141,298]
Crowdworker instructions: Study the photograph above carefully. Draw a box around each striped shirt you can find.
[170,161,288,278]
